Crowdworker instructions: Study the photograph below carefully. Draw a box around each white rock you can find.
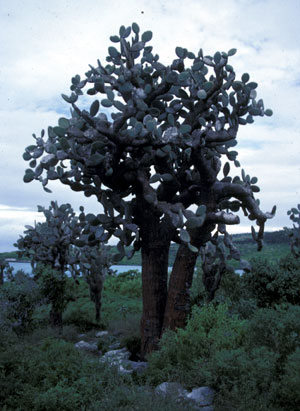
[95,331,108,337]
[155,382,188,398]
[74,340,98,352]
[186,386,215,406]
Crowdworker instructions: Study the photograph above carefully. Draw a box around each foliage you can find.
[146,302,300,410]
[0,336,194,411]
[22,23,275,255]
[37,266,68,312]
[0,270,41,334]
[105,270,142,298]
[242,254,300,306]
[146,304,245,387]
[245,304,300,363]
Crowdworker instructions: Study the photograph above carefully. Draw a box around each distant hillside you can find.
[231,230,290,245]
[1,230,290,267]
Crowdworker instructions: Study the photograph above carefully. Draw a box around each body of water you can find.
[7,262,244,277]
[7,262,142,276]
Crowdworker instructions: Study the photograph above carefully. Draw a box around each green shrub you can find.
[63,297,103,330]
[0,271,41,334]
[147,304,245,387]
[274,347,300,410]
[246,304,300,362]
[105,270,142,298]
[242,254,300,307]
[210,347,279,410]
[0,336,197,411]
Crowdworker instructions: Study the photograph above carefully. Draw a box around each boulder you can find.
[126,360,148,375]
[100,347,130,365]
[155,382,215,409]
[155,382,188,399]
[74,340,98,352]
[95,331,108,338]
[186,386,216,407]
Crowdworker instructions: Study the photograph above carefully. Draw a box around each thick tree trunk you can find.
[163,244,197,331]
[163,222,216,332]
[0,267,4,286]
[50,308,63,332]
[94,291,101,322]
[87,272,103,322]
[140,238,170,359]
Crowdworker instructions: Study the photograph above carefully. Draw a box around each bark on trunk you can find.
[140,240,170,359]
[163,222,216,332]
[94,291,101,322]
[163,244,197,331]
[50,308,63,332]
[87,271,104,322]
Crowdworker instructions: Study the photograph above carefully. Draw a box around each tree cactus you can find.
[74,243,112,322]
[286,206,300,258]
[22,23,275,356]
[14,201,82,328]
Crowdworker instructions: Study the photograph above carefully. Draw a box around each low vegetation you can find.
[1,248,300,410]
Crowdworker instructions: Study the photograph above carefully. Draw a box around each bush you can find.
[274,347,300,410]
[0,270,41,334]
[245,304,300,362]
[210,347,279,410]
[63,297,103,330]
[146,304,245,387]
[242,254,300,307]
[105,270,142,298]
[0,336,197,411]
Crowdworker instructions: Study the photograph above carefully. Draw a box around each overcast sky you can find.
[1,0,300,252]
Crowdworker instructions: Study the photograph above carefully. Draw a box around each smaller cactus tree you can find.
[0,258,9,286]
[14,202,82,328]
[286,205,300,258]
[74,243,112,322]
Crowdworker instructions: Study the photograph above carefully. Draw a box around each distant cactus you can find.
[74,243,112,321]
[0,257,10,286]
[286,206,300,258]
[22,23,275,356]
[14,202,81,274]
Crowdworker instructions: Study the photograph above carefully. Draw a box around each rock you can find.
[100,348,130,365]
[126,360,148,375]
[155,383,215,409]
[95,331,108,338]
[186,386,216,407]
[108,341,121,350]
[74,340,98,352]
[155,382,188,399]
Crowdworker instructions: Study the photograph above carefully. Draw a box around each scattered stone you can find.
[126,360,148,375]
[74,340,98,352]
[186,386,216,407]
[155,382,215,409]
[108,341,121,350]
[100,348,130,364]
[155,382,188,399]
[95,331,108,338]
[78,333,86,338]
